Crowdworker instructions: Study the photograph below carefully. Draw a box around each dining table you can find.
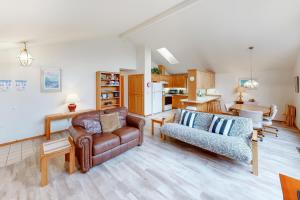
[229,104,271,115]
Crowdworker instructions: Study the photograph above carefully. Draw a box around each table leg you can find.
[40,156,48,187]
[69,146,76,174]
[45,118,51,140]
[151,121,154,136]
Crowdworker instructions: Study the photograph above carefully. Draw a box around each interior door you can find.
[128,74,144,115]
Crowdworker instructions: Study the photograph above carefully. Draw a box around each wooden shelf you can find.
[101,97,120,101]
[100,85,120,87]
[96,71,122,110]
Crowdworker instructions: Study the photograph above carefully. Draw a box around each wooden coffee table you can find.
[40,136,76,187]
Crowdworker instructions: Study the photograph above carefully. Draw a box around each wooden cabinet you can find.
[172,95,188,109]
[152,73,187,88]
[151,74,160,82]
[171,74,187,88]
[128,74,144,115]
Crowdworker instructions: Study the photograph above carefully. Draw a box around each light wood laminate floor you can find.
[0,116,299,200]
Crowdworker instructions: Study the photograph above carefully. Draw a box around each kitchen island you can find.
[180,96,221,113]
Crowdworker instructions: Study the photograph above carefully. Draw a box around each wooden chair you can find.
[279,173,300,200]
[262,104,279,137]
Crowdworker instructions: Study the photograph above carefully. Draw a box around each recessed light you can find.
[157,47,179,64]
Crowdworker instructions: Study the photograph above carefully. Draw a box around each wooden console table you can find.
[45,109,93,140]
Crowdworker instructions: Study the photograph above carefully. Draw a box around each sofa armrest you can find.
[68,126,93,173]
[126,115,145,145]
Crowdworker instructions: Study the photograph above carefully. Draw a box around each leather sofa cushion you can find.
[112,126,139,144]
[92,133,120,155]
[104,107,127,127]
[100,112,121,132]
[72,110,104,128]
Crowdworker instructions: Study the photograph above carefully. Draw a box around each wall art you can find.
[15,80,27,91]
[0,80,12,91]
[41,68,62,92]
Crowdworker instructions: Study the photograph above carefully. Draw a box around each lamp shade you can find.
[66,94,80,104]
[18,42,33,66]
[237,86,246,93]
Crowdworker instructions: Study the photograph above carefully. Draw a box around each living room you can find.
[0,0,300,199]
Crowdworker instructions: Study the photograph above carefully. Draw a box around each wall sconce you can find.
[17,42,33,66]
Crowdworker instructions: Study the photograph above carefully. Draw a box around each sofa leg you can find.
[252,140,258,176]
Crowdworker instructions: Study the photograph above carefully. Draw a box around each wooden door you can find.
[128,74,144,115]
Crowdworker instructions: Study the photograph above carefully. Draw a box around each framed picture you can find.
[295,76,299,93]
[41,68,62,92]
[239,78,258,89]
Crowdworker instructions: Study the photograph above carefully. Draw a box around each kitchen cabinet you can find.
[151,74,187,89]
[128,74,144,115]
[170,74,187,88]
[172,95,188,109]
[160,75,172,88]
[151,74,160,82]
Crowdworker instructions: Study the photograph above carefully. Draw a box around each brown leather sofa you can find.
[69,107,145,172]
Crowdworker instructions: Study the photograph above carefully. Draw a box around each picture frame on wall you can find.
[239,78,258,89]
[295,76,299,93]
[41,68,62,92]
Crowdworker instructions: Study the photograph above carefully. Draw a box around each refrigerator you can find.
[151,83,163,114]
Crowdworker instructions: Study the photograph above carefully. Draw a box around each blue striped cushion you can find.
[208,116,235,136]
[179,110,198,128]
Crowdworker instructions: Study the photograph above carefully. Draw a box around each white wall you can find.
[216,69,294,120]
[293,54,300,128]
[0,37,137,143]
[136,46,152,116]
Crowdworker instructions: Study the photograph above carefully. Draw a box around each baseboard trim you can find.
[0,130,67,147]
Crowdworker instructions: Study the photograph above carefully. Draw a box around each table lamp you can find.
[66,94,80,112]
[236,86,246,102]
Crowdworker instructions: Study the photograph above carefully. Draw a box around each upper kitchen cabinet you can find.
[160,75,172,88]
[170,74,188,88]
[151,74,160,82]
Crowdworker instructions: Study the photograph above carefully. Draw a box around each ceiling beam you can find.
[119,0,200,38]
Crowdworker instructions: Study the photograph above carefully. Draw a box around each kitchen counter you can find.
[180,96,221,112]
[180,96,219,104]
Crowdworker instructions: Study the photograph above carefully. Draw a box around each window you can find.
[156,47,179,64]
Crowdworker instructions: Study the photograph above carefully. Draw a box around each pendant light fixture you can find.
[18,42,33,66]
[244,46,259,89]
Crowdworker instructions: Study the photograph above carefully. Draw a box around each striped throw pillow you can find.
[180,110,198,128]
[208,116,235,136]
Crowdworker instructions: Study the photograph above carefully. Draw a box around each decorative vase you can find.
[68,104,77,112]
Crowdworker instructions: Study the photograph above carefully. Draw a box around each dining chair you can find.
[262,104,279,137]
[220,102,235,115]
[239,110,264,141]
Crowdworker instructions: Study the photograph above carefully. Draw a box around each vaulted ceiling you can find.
[0,0,183,49]
[124,0,300,73]
[1,0,300,73]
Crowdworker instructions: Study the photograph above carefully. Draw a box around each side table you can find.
[40,136,76,187]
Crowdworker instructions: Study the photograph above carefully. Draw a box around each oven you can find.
[164,95,172,111]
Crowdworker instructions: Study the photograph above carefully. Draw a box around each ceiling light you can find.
[18,42,33,66]
[244,46,259,89]
[157,48,179,64]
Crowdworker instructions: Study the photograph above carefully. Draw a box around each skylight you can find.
[157,47,179,64]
